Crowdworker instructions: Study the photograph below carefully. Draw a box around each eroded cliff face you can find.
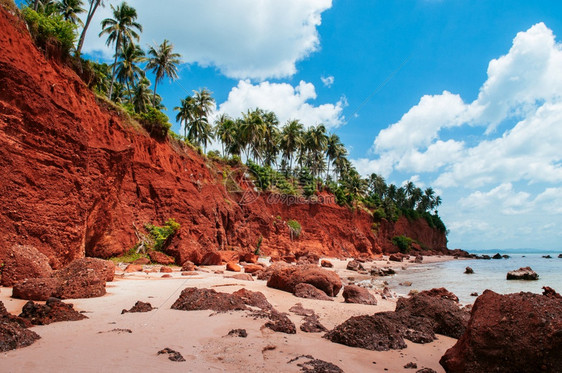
[0,8,447,268]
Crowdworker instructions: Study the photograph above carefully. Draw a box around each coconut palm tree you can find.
[145,40,181,106]
[131,77,152,113]
[326,133,343,180]
[76,0,105,55]
[99,2,142,99]
[57,0,85,26]
[174,96,196,139]
[214,114,236,157]
[114,42,145,100]
[305,124,328,178]
[280,120,303,173]
[262,111,280,167]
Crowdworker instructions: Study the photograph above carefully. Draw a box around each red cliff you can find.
[0,7,447,267]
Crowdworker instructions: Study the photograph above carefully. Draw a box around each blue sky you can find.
[71,0,562,251]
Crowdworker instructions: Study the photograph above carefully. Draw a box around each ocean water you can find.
[387,252,562,303]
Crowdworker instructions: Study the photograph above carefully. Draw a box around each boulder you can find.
[181,261,196,271]
[160,266,173,273]
[492,253,502,259]
[232,288,273,310]
[440,289,562,373]
[342,285,377,305]
[324,314,407,351]
[320,260,333,268]
[19,298,87,325]
[12,278,61,301]
[558,254,562,259]
[395,289,468,338]
[148,250,175,265]
[0,302,41,352]
[227,329,247,337]
[1,245,52,287]
[226,261,241,272]
[346,260,364,271]
[267,264,342,297]
[122,301,154,314]
[124,264,143,273]
[243,264,264,274]
[370,267,395,276]
[56,258,115,282]
[227,273,254,281]
[171,287,247,312]
[133,257,150,265]
[54,268,106,299]
[543,255,552,259]
[200,251,222,265]
[300,314,328,333]
[294,283,333,301]
[239,253,258,263]
[464,266,474,274]
[506,266,539,280]
[389,254,403,262]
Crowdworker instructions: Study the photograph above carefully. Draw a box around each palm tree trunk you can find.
[76,0,100,55]
[152,79,158,107]
[33,0,39,11]
[108,49,118,99]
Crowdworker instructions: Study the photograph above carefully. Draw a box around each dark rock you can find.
[370,267,396,276]
[543,255,552,259]
[287,355,344,373]
[342,285,377,305]
[19,298,87,325]
[464,266,474,274]
[346,259,364,271]
[416,369,437,373]
[53,265,106,299]
[264,310,296,334]
[404,362,418,369]
[267,264,342,297]
[543,286,561,298]
[158,347,185,362]
[171,287,247,312]
[324,314,407,351]
[289,303,315,317]
[395,289,468,338]
[506,266,539,280]
[440,290,562,373]
[227,328,247,337]
[294,283,333,301]
[320,260,333,268]
[1,245,52,287]
[470,292,478,297]
[480,255,491,260]
[12,277,61,301]
[389,254,403,262]
[121,301,154,314]
[502,254,510,259]
[558,254,562,259]
[0,319,41,352]
[148,250,175,265]
[414,255,423,263]
[492,253,502,259]
[300,314,328,333]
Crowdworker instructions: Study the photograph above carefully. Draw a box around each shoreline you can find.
[1,255,459,372]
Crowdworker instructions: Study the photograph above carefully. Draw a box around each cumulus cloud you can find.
[217,80,346,128]
[360,22,562,188]
[459,183,532,215]
[321,75,335,87]
[82,0,332,80]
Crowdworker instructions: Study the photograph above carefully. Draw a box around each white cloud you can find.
[321,75,334,87]
[82,0,332,80]
[360,22,562,189]
[459,183,532,215]
[217,80,346,128]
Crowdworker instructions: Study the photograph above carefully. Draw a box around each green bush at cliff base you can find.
[392,235,413,254]
[145,218,180,251]
[22,7,77,55]
[287,219,302,239]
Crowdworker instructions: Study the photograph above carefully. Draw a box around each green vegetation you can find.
[109,247,146,264]
[392,235,413,254]
[287,219,302,240]
[145,218,180,251]
[22,6,77,54]
[254,235,263,255]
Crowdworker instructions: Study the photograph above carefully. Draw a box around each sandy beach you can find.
[0,256,461,372]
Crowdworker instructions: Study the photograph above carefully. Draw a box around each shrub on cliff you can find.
[145,218,180,251]
[287,219,302,240]
[22,7,77,55]
[137,106,171,139]
[392,235,413,254]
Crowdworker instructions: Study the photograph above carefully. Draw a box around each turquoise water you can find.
[388,252,562,304]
